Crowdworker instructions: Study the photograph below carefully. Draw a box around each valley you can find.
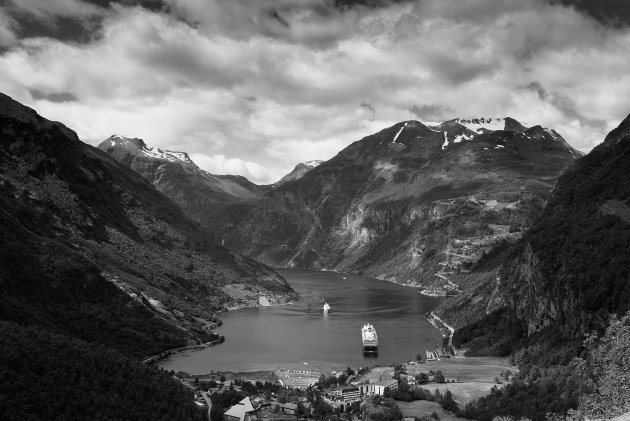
[2,1,630,420]
[0,92,297,358]
[1,93,629,421]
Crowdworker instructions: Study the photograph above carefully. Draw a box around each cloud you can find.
[409,104,452,121]
[7,0,106,23]
[30,89,78,103]
[189,153,280,183]
[0,0,629,183]
[0,7,19,47]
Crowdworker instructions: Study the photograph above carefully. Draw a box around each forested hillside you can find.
[0,321,207,421]
[0,92,296,357]
[453,114,630,420]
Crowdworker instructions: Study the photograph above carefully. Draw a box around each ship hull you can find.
[362,344,378,354]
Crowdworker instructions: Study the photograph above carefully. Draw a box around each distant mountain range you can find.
[0,93,296,357]
[98,135,270,239]
[224,117,581,305]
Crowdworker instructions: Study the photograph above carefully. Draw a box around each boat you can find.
[323,302,331,313]
[361,323,378,353]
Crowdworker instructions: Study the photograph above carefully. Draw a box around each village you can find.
[172,353,516,421]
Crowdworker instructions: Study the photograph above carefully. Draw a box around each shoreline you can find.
[284,267,449,296]
[174,356,516,403]
[143,336,225,365]
[156,269,449,372]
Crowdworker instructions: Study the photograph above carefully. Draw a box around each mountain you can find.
[0,92,295,357]
[274,160,323,186]
[481,112,630,340]
[98,135,268,238]
[451,114,630,421]
[225,117,581,304]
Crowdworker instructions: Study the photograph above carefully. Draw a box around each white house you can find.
[224,397,255,421]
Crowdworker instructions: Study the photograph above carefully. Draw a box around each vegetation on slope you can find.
[0,93,294,418]
[0,93,295,357]
[0,321,207,421]
[453,115,630,420]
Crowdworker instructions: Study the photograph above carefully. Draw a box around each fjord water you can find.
[160,270,443,373]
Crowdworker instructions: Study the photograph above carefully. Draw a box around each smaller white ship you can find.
[323,302,331,313]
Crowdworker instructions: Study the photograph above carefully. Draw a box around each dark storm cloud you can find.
[1,0,166,44]
[554,0,630,26]
[83,0,165,11]
[334,0,410,9]
[30,89,78,103]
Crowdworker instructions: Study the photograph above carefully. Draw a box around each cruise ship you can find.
[361,323,378,353]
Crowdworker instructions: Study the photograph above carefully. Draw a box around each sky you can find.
[0,0,629,183]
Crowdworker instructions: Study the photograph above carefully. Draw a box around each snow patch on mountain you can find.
[106,135,199,168]
[142,147,197,167]
[303,160,323,168]
[392,123,407,143]
[456,118,506,133]
[441,130,474,150]
[454,133,473,143]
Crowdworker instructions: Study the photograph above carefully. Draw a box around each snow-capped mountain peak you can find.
[454,117,508,133]
[103,135,198,168]
[274,159,325,186]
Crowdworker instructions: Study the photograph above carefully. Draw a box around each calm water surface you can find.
[159,269,443,373]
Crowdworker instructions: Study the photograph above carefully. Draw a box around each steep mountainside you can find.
[450,114,630,421]
[494,113,630,338]
[274,160,323,186]
[0,93,295,356]
[226,117,580,311]
[98,135,268,238]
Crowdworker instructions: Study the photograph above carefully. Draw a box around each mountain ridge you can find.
[0,92,296,357]
[225,116,581,305]
[98,134,269,238]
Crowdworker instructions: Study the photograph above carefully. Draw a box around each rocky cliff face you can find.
[490,114,630,338]
[0,93,295,355]
[98,135,268,238]
[226,118,580,307]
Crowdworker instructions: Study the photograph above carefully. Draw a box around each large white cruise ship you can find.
[361,323,378,353]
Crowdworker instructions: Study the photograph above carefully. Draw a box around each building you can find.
[400,374,417,385]
[332,386,361,400]
[279,402,297,415]
[318,388,362,412]
[224,397,255,421]
[357,380,398,396]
